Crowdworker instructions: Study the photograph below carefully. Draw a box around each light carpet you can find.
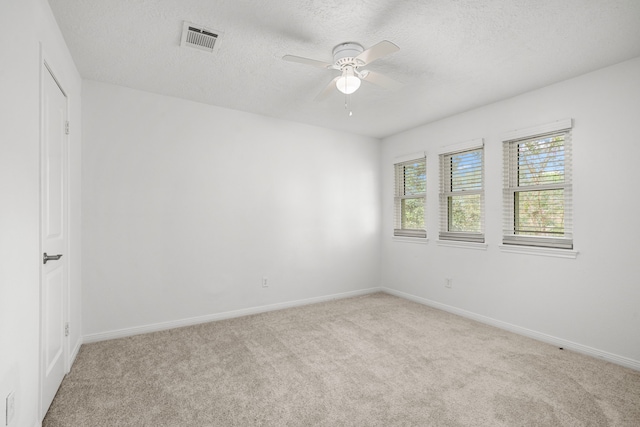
[43,292,640,426]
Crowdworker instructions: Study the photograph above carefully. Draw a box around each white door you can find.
[40,64,68,420]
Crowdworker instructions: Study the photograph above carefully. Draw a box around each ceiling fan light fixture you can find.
[336,74,361,94]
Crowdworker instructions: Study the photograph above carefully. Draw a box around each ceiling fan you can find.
[283,40,402,99]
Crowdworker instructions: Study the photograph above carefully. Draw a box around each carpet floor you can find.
[43,292,640,426]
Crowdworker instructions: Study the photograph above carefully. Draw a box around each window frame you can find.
[438,139,485,243]
[393,153,426,238]
[502,119,573,250]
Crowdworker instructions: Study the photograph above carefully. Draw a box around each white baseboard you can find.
[382,287,640,371]
[70,337,82,365]
[83,287,383,343]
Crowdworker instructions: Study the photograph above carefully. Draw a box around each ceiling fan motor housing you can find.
[332,42,364,68]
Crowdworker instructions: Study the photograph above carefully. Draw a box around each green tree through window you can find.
[439,146,484,243]
[503,126,573,249]
[515,136,565,236]
[394,157,426,238]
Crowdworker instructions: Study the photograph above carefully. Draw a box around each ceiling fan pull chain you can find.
[345,93,353,117]
[349,93,354,117]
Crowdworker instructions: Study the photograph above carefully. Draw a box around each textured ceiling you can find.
[48,0,640,138]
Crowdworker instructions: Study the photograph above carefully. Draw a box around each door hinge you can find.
[65,121,70,135]
[65,322,70,337]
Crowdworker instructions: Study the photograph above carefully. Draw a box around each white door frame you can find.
[39,47,72,420]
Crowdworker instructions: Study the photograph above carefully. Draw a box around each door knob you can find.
[43,253,63,264]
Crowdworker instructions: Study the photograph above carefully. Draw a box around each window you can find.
[394,154,426,238]
[503,121,573,249]
[438,140,484,243]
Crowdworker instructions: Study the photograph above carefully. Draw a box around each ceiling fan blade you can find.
[361,70,403,90]
[315,77,341,101]
[355,40,399,66]
[282,55,333,69]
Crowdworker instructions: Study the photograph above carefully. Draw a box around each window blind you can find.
[503,130,573,249]
[394,156,426,238]
[439,146,484,243]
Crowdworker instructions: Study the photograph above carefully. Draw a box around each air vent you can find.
[180,21,222,53]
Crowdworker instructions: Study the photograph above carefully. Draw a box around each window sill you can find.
[392,236,429,245]
[499,245,578,259]
[436,240,488,250]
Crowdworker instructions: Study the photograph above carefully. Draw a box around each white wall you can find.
[81,81,381,337]
[0,0,82,425]
[381,57,640,367]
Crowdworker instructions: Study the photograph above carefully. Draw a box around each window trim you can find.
[438,139,485,243]
[499,245,578,259]
[501,119,572,142]
[437,240,488,250]
[393,236,430,245]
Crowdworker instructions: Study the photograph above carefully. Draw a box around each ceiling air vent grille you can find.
[180,22,222,53]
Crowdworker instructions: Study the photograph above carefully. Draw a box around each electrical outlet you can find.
[262,276,268,288]
[6,391,15,426]
[445,278,452,288]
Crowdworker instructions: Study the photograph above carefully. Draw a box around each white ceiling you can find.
[48,0,640,138]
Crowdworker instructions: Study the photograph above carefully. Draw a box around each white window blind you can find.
[439,144,484,243]
[394,156,426,238]
[503,129,573,249]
